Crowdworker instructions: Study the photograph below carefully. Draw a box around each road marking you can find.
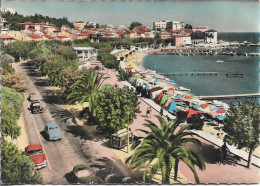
[26,100,52,171]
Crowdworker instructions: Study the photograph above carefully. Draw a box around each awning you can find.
[201,103,210,108]
[216,109,226,113]
[155,92,164,104]
[187,108,204,118]
[174,99,182,102]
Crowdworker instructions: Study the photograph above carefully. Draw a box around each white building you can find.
[1,18,9,34]
[153,20,172,31]
[172,21,182,30]
[205,29,217,44]
[72,47,98,61]
[86,21,98,28]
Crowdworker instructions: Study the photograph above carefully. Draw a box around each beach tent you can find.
[148,87,163,100]
[187,108,204,118]
[145,84,150,90]
[160,94,170,106]
[193,105,203,110]
[176,94,183,99]
[168,101,177,113]
[155,92,164,104]
[201,103,210,108]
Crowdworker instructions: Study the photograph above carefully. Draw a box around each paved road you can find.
[14,62,134,184]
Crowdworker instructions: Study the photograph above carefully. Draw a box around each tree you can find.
[4,41,31,61]
[129,21,142,30]
[28,41,53,59]
[185,24,192,29]
[97,52,119,69]
[2,72,27,92]
[55,45,78,60]
[1,58,15,74]
[95,85,140,134]
[191,31,205,40]
[222,101,260,168]
[67,69,103,123]
[1,141,42,184]
[117,69,133,81]
[127,116,205,184]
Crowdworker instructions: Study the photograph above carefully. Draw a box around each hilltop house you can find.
[174,35,191,47]
[1,34,15,45]
[205,29,217,44]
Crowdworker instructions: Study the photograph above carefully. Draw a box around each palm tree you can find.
[67,69,104,123]
[126,116,205,184]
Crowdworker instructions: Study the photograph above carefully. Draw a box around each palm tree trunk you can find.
[174,159,179,181]
[247,147,253,168]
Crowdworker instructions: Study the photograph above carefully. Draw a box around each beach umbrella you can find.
[187,108,204,118]
[201,103,210,108]
[126,67,132,71]
[133,72,138,75]
[208,105,215,109]
[154,80,158,83]
[184,96,192,99]
[176,94,183,99]
[216,116,226,121]
[176,102,185,105]
[212,107,220,111]
[140,73,147,76]
[168,87,174,91]
[216,109,226,114]
[193,105,203,109]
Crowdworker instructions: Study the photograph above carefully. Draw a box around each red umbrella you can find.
[140,73,147,76]
[216,109,226,113]
[174,99,182,102]
[201,103,210,108]
[187,108,204,118]
[168,88,174,91]
[133,72,138,75]
[126,67,132,71]
[184,96,192,99]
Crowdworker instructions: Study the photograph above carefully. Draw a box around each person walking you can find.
[160,107,164,116]
[215,148,221,165]
[222,142,229,161]
[146,107,152,118]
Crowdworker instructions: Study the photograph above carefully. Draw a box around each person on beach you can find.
[146,107,152,118]
[160,107,164,116]
[215,148,221,165]
[222,142,229,161]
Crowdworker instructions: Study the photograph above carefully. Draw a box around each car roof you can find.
[26,144,43,151]
[47,123,59,127]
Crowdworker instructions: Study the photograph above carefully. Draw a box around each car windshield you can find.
[28,149,43,156]
[49,127,58,130]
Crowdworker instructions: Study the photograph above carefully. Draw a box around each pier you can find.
[198,93,260,100]
[159,72,218,76]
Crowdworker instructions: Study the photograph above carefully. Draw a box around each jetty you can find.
[198,93,260,100]
[159,72,218,76]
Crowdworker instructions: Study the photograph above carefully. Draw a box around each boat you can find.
[226,73,243,77]
[153,74,165,79]
[165,78,170,81]
[216,60,224,63]
[176,86,192,91]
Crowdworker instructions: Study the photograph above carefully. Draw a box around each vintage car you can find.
[30,101,43,114]
[72,164,93,184]
[28,93,38,102]
[25,144,47,170]
[44,123,62,141]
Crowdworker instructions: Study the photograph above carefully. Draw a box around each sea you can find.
[143,33,260,104]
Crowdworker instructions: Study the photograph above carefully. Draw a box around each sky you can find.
[2,0,260,32]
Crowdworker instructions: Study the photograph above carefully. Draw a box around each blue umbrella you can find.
[176,102,185,105]
[154,80,158,83]
[217,116,226,121]
[168,101,177,113]
[193,105,203,109]
[176,94,183,99]
[212,107,220,111]
[145,84,150,90]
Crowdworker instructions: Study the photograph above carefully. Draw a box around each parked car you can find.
[25,144,47,170]
[44,123,62,141]
[30,101,43,114]
[28,93,38,102]
[72,164,93,183]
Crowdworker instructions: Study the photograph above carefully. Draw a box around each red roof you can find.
[77,34,89,37]
[28,29,36,33]
[174,35,189,38]
[148,87,163,93]
[18,23,25,26]
[1,34,14,39]
[205,29,217,32]
[65,30,73,34]
[116,31,124,35]
[57,36,68,39]
[169,30,181,33]
[136,26,149,32]
[40,23,47,26]
[49,24,56,27]
[138,31,145,34]
[184,29,193,33]
[54,28,61,32]
[104,33,113,37]
[62,25,70,28]
[159,33,171,36]
[76,21,84,23]
[88,28,97,31]
[193,26,207,29]
[39,30,47,34]
[125,30,135,34]
[44,35,54,39]
[28,34,42,39]
[25,22,32,25]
